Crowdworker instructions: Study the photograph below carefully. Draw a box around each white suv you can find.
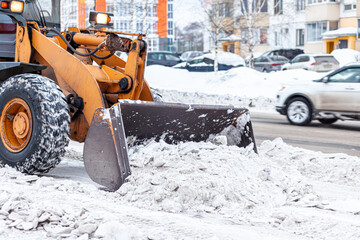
[276,64,360,125]
[282,54,339,72]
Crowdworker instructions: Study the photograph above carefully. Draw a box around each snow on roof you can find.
[203,51,245,66]
[331,48,360,67]
[322,27,357,39]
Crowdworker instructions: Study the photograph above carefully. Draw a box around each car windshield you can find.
[165,54,180,61]
[23,0,60,28]
[181,52,190,59]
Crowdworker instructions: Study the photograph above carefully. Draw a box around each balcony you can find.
[306,1,340,22]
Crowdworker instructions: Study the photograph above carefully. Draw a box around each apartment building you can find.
[312,0,358,53]
[269,0,305,51]
[204,0,270,57]
[206,0,360,57]
[61,0,175,52]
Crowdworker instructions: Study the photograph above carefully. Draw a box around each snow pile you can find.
[202,51,246,66]
[120,139,321,220]
[146,66,323,99]
[156,89,275,112]
[1,139,360,239]
[331,49,360,67]
[146,66,325,111]
[0,167,144,240]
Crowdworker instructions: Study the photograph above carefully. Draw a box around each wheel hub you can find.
[13,112,30,139]
[0,98,33,153]
[288,101,309,124]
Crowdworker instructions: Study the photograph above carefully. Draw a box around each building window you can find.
[307,0,337,4]
[357,19,360,39]
[296,0,305,11]
[147,6,152,17]
[167,38,174,51]
[241,29,249,44]
[168,21,173,35]
[168,3,173,19]
[329,21,338,30]
[213,2,232,18]
[296,29,304,46]
[260,28,267,44]
[253,0,268,13]
[153,4,157,17]
[274,0,283,14]
[306,22,327,42]
[344,4,356,10]
[136,22,143,32]
[241,28,267,44]
[242,0,267,13]
[148,38,159,52]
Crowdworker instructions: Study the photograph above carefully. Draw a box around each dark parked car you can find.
[263,49,304,61]
[175,52,245,72]
[147,51,181,67]
[180,51,204,62]
[253,55,289,72]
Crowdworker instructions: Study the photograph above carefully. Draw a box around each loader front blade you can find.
[83,106,131,191]
[83,101,256,191]
[119,100,257,152]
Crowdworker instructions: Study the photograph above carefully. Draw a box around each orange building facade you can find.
[65,0,175,52]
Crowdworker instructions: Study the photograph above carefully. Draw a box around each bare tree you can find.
[177,22,204,52]
[203,0,234,72]
[234,0,269,67]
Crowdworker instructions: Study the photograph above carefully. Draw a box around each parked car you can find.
[282,54,339,72]
[276,64,360,126]
[146,51,182,67]
[180,51,204,62]
[175,51,245,72]
[253,55,289,72]
[263,49,304,61]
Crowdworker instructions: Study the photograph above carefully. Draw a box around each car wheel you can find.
[318,118,337,125]
[282,68,287,71]
[262,68,268,73]
[286,97,312,126]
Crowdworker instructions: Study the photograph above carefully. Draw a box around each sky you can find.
[174,0,205,30]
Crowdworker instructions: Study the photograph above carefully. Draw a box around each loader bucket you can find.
[83,106,131,191]
[84,100,256,191]
[119,100,257,151]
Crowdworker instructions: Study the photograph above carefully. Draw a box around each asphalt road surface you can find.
[251,112,360,157]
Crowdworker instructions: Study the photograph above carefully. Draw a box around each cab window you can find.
[328,68,360,83]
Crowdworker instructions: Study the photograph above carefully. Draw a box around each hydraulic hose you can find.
[46,28,108,57]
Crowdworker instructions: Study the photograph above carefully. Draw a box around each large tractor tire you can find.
[0,74,70,174]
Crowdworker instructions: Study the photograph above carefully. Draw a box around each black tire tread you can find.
[0,74,70,174]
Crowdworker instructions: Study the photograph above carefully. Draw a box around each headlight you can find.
[96,13,109,25]
[1,0,24,13]
[10,0,23,13]
[89,11,114,27]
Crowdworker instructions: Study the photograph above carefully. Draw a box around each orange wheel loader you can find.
[0,0,256,191]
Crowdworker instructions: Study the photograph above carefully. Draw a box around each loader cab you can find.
[23,0,60,29]
[0,13,16,59]
[0,0,60,59]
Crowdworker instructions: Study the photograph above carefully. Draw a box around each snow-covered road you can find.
[1,66,360,239]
